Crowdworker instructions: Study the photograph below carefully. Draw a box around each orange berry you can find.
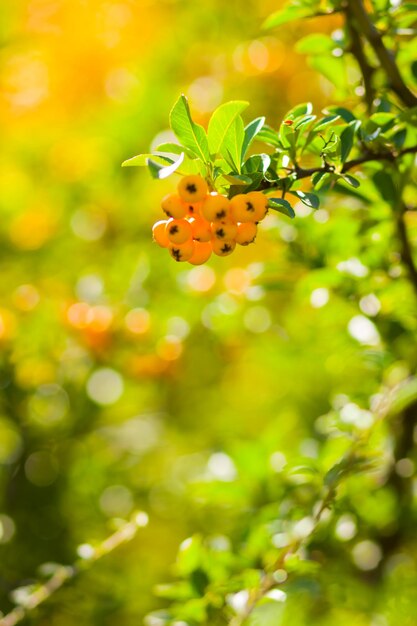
[178,175,208,203]
[202,193,231,222]
[188,241,212,265]
[168,239,195,262]
[190,216,212,242]
[246,191,268,221]
[235,222,257,245]
[211,221,238,241]
[212,239,236,257]
[166,219,193,244]
[161,194,187,219]
[185,202,201,217]
[152,220,170,247]
[230,193,259,223]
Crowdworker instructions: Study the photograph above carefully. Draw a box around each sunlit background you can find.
[2,1,417,625]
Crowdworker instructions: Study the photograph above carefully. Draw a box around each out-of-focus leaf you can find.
[263,4,316,29]
[296,33,335,55]
[373,170,398,203]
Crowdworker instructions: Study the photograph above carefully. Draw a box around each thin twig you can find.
[0,513,148,626]
[346,0,417,107]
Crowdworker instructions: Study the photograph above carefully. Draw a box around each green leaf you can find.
[243,154,271,174]
[289,190,320,209]
[313,115,340,131]
[222,173,252,185]
[153,142,196,158]
[325,106,356,123]
[312,171,332,190]
[339,174,360,188]
[147,152,185,179]
[242,117,266,158]
[340,122,356,163]
[225,116,245,172]
[373,170,398,203]
[283,102,313,120]
[293,114,316,130]
[208,101,249,159]
[310,56,346,90]
[122,153,173,167]
[296,33,335,55]
[263,4,315,29]
[268,197,295,218]
[169,94,210,163]
[369,113,397,128]
[256,125,280,147]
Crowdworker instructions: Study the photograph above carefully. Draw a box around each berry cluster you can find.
[152,175,268,264]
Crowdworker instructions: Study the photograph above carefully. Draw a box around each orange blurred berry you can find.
[235,222,258,245]
[188,241,212,265]
[169,239,195,262]
[161,193,187,219]
[166,218,193,244]
[212,239,236,257]
[152,220,170,247]
[211,221,238,241]
[201,193,231,222]
[189,216,212,242]
[177,175,208,203]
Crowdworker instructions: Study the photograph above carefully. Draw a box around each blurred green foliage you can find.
[1,1,417,625]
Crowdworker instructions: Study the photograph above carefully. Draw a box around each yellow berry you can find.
[178,175,208,202]
[246,191,268,221]
[161,193,187,219]
[166,218,193,244]
[211,221,238,241]
[188,241,212,265]
[230,193,258,223]
[190,216,212,243]
[168,239,195,262]
[212,239,236,257]
[235,222,257,245]
[152,220,170,247]
[201,193,231,222]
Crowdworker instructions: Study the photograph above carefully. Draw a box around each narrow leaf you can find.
[242,117,266,158]
[122,154,173,167]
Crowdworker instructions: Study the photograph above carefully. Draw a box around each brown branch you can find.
[346,0,417,107]
[345,7,376,112]
[394,200,417,298]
